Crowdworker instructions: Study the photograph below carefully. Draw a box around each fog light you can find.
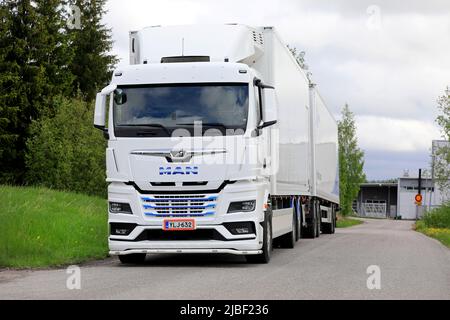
[110,223,136,236]
[109,202,133,214]
[223,222,255,235]
[227,200,256,213]
[235,228,250,234]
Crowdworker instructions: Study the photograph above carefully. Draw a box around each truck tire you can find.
[302,217,317,238]
[302,201,317,239]
[279,208,296,248]
[315,201,321,238]
[246,210,273,264]
[295,200,301,242]
[118,253,146,264]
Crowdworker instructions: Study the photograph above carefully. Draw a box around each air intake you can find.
[161,56,210,63]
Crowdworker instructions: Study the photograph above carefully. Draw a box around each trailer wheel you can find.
[246,210,273,264]
[295,199,301,242]
[279,208,296,248]
[315,201,321,238]
[118,253,146,264]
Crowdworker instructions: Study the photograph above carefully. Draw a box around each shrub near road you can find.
[416,203,450,248]
[0,186,108,268]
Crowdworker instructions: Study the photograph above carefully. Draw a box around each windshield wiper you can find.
[176,122,228,130]
[119,124,171,136]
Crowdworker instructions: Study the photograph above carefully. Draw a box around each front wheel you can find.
[246,211,273,264]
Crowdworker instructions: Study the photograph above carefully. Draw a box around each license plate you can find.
[163,219,196,231]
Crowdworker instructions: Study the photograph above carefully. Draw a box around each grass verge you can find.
[414,203,450,248]
[0,185,108,268]
[336,216,363,228]
[415,222,450,248]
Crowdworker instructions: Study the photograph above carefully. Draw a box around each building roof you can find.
[360,182,398,187]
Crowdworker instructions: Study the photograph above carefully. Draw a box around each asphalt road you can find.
[1,218,449,300]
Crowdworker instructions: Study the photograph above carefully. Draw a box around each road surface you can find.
[0,218,449,299]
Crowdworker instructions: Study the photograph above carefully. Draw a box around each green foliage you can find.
[416,203,450,248]
[436,87,450,140]
[0,0,116,186]
[0,185,108,268]
[0,0,74,184]
[25,96,107,197]
[422,203,450,229]
[434,88,450,200]
[338,104,366,216]
[68,0,118,101]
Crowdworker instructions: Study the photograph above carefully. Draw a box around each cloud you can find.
[356,115,441,152]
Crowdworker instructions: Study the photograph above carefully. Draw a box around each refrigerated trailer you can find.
[94,24,339,264]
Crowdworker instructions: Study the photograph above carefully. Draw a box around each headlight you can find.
[109,202,133,214]
[227,200,256,213]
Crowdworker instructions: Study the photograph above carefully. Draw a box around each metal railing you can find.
[361,203,387,218]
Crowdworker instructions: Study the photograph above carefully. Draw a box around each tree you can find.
[68,0,117,101]
[0,0,73,183]
[338,104,366,216]
[433,87,450,201]
[25,95,106,197]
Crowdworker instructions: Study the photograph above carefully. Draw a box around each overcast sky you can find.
[103,0,450,180]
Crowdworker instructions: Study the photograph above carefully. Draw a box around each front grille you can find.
[134,229,226,241]
[141,194,218,217]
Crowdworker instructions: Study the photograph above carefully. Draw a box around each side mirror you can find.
[258,87,278,129]
[94,93,106,128]
[94,84,117,139]
[113,88,127,105]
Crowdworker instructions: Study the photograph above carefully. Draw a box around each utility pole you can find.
[429,142,436,210]
[415,169,423,220]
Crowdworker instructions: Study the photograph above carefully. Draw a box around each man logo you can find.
[171,150,185,158]
[159,166,199,175]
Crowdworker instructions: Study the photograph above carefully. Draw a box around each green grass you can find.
[415,221,450,248]
[336,216,363,228]
[0,185,108,268]
[415,203,450,248]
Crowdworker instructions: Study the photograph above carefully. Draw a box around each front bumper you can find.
[110,247,262,256]
[107,180,268,254]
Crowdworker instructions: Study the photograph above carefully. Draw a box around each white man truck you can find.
[94,24,339,264]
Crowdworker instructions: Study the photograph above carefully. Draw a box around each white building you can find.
[356,140,449,220]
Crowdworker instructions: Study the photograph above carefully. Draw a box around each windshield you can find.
[113,83,249,137]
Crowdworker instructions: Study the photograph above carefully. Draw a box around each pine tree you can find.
[338,104,366,216]
[68,0,117,101]
[0,0,73,183]
[34,0,75,106]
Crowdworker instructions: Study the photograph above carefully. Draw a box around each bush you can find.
[422,203,450,229]
[25,96,106,197]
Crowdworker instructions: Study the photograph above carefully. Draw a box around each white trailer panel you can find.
[260,28,311,196]
[311,88,339,204]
